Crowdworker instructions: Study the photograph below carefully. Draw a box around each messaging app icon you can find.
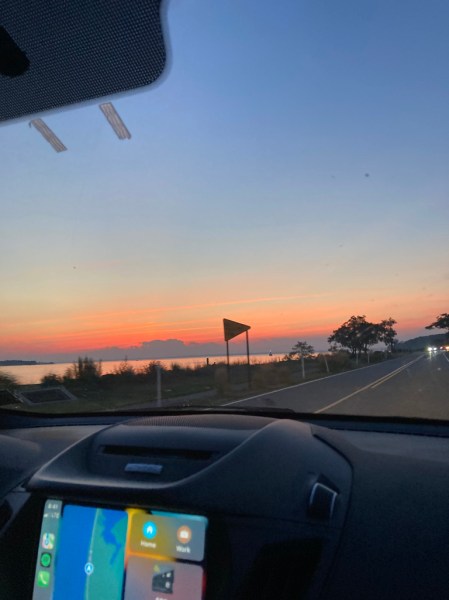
[40,552,52,568]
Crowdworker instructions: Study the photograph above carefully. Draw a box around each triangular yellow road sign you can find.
[223,318,250,342]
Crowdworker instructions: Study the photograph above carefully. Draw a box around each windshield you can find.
[1,0,448,418]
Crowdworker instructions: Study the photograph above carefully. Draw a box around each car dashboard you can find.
[1,411,449,599]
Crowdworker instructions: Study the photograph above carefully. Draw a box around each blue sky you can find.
[1,0,448,360]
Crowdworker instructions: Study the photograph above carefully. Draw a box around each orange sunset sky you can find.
[1,0,448,361]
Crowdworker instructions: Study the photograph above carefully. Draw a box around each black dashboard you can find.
[1,411,449,599]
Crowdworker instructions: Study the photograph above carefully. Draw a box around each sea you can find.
[0,353,285,385]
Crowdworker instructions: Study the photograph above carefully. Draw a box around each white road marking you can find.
[314,355,424,414]
[222,355,423,408]
[370,358,422,389]
[221,360,400,407]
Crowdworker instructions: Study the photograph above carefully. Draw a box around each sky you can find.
[1,0,449,361]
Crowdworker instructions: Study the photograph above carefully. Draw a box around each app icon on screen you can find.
[42,533,55,549]
[37,571,51,587]
[177,525,192,544]
[152,565,175,594]
[40,552,52,568]
[142,521,158,539]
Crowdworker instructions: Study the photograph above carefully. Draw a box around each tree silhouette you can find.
[328,315,396,357]
[379,318,398,352]
[288,341,315,360]
[287,341,315,379]
[65,356,102,381]
[425,313,449,337]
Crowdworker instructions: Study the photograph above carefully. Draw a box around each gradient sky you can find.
[1,0,448,360]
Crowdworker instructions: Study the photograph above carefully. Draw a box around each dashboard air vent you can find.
[101,444,215,461]
[87,417,268,483]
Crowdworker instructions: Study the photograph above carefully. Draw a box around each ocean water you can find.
[0,353,285,385]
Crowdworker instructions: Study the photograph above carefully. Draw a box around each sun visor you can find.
[0,0,168,124]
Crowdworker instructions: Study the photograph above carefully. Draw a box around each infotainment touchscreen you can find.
[32,499,207,600]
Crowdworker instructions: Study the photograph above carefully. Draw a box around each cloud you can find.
[1,335,332,362]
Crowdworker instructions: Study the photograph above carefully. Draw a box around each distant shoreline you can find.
[0,360,55,366]
[0,353,286,385]
[0,353,289,366]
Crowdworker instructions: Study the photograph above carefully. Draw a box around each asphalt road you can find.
[224,352,449,419]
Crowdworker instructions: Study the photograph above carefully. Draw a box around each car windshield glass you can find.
[1,0,448,417]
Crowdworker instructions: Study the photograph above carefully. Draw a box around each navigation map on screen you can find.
[32,500,207,600]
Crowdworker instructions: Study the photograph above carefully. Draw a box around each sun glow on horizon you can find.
[1,287,444,358]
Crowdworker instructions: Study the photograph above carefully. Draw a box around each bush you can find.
[276,365,293,385]
[321,351,352,372]
[214,366,229,395]
[41,373,63,386]
[250,364,293,389]
[369,351,387,363]
[138,361,164,378]
[0,372,18,389]
[170,362,182,371]
[65,356,102,381]
[252,364,273,389]
[113,360,136,380]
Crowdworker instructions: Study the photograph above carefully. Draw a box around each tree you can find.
[65,356,102,381]
[328,315,385,358]
[379,318,398,352]
[288,341,315,360]
[425,313,449,337]
[287,341,315,380]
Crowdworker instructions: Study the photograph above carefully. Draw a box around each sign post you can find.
[156,364,162,407]
[223,319,251,389]
[245,329,251,388]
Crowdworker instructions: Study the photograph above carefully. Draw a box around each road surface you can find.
[224,352,449,419]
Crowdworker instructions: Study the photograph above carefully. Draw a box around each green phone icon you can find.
[40,553,52,568]
[37,570,51,587]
